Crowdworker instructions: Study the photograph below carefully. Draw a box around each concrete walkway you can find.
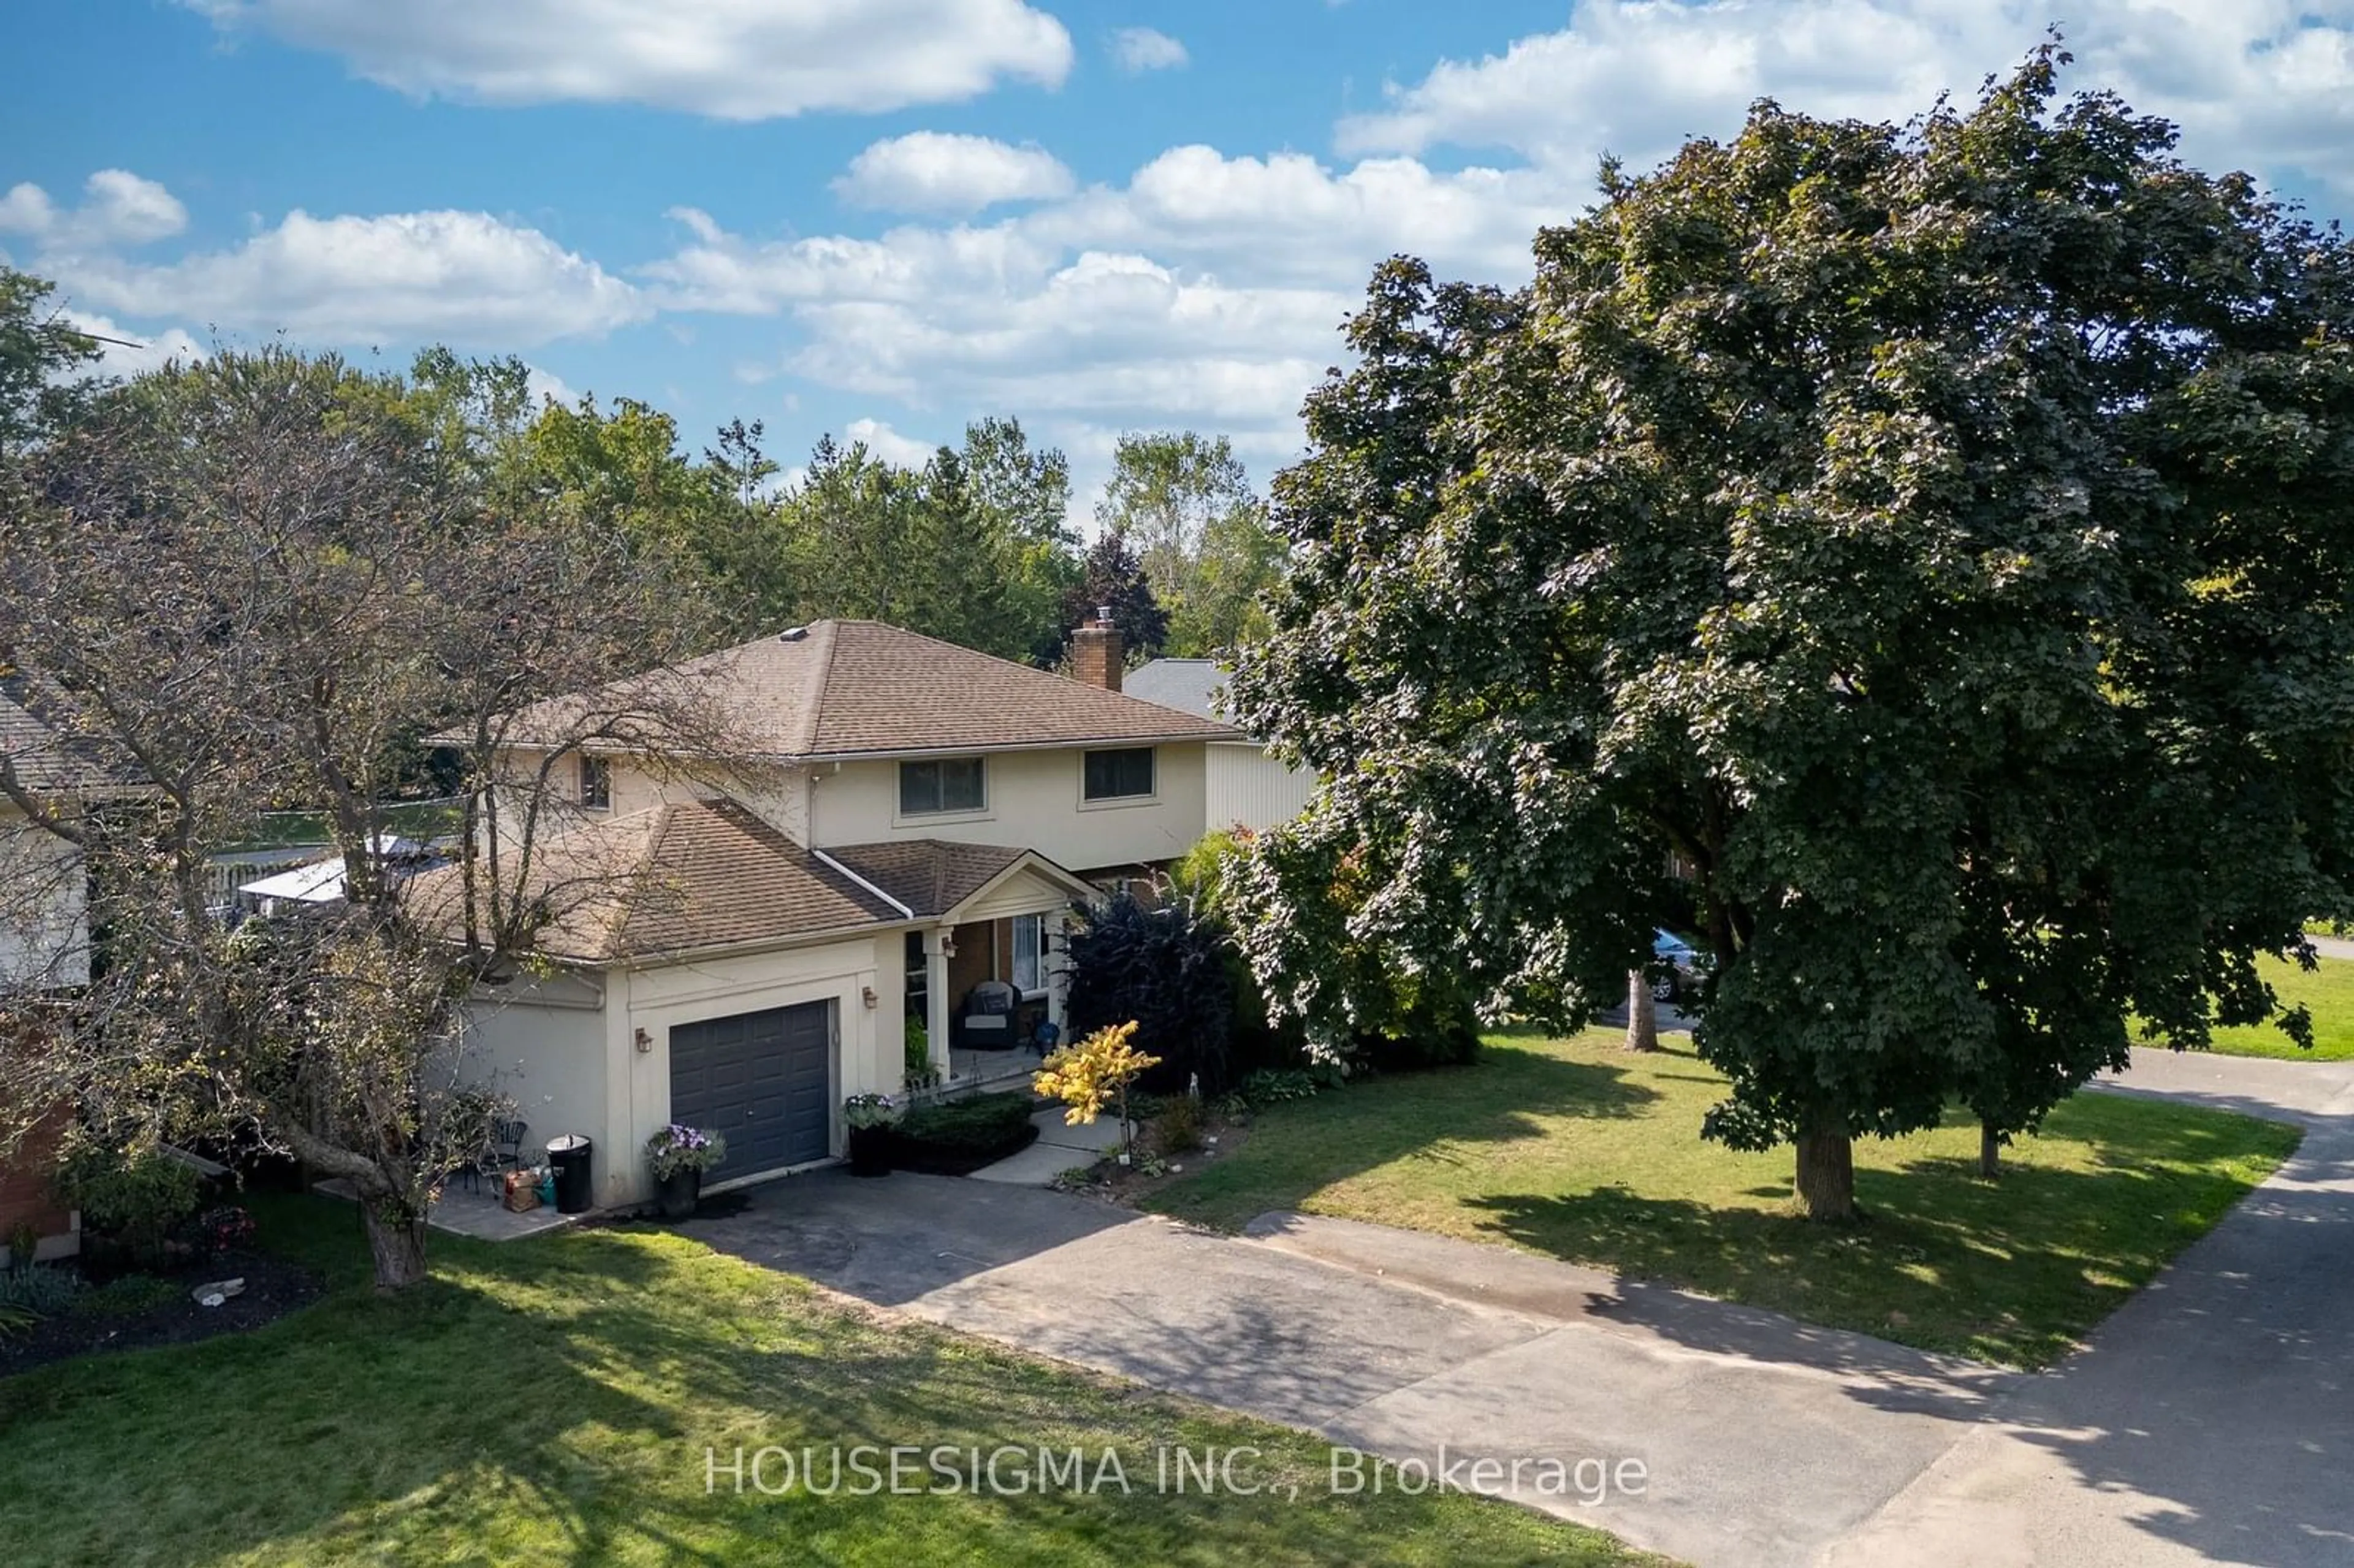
[685,1046,2354,1568]
[967,1104,1127,1184]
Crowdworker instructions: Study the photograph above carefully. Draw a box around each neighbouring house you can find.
[234,834,444,918]
[1124,658,1316,834]
[0,689,149,1263]
[411,616,1237,1208]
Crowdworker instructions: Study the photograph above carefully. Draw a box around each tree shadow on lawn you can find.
[1147,1044,1661,1231]
[2,1216,1613,1568]
[1458,1094,2297,1374]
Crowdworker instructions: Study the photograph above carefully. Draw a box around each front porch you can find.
[907,905,1076,1092]
[947,1039,1049,1094]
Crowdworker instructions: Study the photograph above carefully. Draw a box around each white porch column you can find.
[924,927,953,1081]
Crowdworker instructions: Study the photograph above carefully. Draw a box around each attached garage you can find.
[668,1001,836,1176]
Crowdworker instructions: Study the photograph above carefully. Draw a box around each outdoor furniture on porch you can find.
[459,1117,530,1193]
[956,980,1019,1050]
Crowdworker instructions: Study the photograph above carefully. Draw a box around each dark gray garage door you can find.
[669,1002,834,1174]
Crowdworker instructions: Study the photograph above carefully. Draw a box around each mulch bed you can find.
[0,1250,322,1380]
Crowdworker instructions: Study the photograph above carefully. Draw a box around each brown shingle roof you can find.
[408,799,908,962]
[0,683,149,797]
[486,620,1238,759]
[824,839,1032,917]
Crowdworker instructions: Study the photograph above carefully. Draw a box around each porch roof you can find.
[824,839,1094,919]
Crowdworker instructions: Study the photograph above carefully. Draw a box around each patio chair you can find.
[956,981,1019,1051]
[460,1118,530,1193]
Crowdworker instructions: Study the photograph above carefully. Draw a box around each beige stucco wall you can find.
[0,805,89,991]
[493,742,1211,875]
[488,751,810,846]
[462,935,902,1208]
[457,970,610,1174]
[621,935,893,1198]
[809,743,1209,871]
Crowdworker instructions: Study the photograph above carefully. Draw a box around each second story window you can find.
[1083,747,1155,802]
[900,756,985,816]
[579,755,612,810]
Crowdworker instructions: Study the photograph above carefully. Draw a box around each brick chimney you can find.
[1070,604,1122,693]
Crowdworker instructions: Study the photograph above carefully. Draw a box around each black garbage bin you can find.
[545,1133,594,1214]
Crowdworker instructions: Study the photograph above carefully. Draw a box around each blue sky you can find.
[9,2,2353,509]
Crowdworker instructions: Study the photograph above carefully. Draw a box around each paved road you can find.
[685,1048,2354,1568]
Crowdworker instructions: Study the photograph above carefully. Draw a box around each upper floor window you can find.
[1083,747,1155,802]
[900,756,986,816]
[578,755,612,810]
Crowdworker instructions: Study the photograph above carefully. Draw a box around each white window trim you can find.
[578,755,613,812]
[894,756,992,825]
[1011,913,1046,999]
[1076,746,1159,811]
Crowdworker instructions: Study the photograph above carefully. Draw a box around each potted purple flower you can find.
[644,1124,727,1218]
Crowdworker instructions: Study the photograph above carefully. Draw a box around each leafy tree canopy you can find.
[1097,431,1286,658]
[0,268,103,454]
[1227,45,2354,1217]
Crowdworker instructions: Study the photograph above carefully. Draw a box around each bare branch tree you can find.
[0,347,740,1288]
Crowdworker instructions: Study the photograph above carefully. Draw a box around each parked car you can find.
[1651,931,1708,1002]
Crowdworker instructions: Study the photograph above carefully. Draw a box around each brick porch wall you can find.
[0,1107,75,1263]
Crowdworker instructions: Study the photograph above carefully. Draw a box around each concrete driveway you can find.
[682,1047,2354,1568]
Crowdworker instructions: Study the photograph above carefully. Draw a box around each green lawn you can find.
[1148,1032,2298,1368]
[2203,955,2354,1060]
[0,1196,1654,1568]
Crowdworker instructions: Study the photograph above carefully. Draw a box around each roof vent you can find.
[777,626,809,642]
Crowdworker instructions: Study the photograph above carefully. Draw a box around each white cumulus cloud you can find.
[1338,1,2354,192]
[1111,26,1189,74]
[842,416,942,465]
[180,0,1075,119]
[57,311,208,379]
[65,207,646,348]
[0,170,189,249]
[834,133,1076,215]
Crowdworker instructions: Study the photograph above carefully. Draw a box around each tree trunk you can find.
[362,1200,430,1292]
[1625,970,1660,1052]
[1979,1120,2003,1179]
[1795,1117,1857,1222]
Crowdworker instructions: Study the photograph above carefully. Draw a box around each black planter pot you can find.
[653,1166,701,1219]
[847,1124,893,1178]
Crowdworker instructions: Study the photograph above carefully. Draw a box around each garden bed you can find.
[0,1249,322,1379]
[885,1090,1040,1175]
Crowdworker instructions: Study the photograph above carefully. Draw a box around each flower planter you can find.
[846,1124,893,1178]
[653,1166,701,1219]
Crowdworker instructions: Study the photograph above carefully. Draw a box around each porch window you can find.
[1011,914,1045,995]
[900,756,985,815]
[578,754,612,810]
[1082,746,1154,802]
[904,931,928,1021]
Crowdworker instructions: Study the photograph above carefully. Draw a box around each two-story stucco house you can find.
[425,617,1236,1208]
